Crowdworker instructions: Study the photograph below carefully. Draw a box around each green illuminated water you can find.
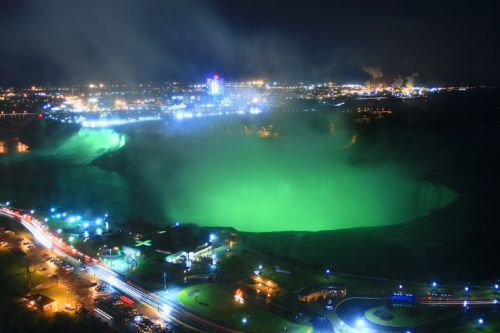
[0,128,126,165]
[0,128,131,216]
[161,135,457,232]
[46,128,126,164]
[0,124,457,232]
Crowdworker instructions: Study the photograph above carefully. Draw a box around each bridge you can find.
[0,111,42,127]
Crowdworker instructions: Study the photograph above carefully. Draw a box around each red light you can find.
[37,113,43,119]
[214,75,219,79]
[119,295,135,306]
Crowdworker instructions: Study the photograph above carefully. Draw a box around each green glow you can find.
[48,128,126,164]
[0,128,126,165]
[166,136,456,232]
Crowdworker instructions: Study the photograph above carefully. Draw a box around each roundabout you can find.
[335,298,459,332]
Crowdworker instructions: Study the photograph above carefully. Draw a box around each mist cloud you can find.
[0,0,304,84]
[0,0,498,84]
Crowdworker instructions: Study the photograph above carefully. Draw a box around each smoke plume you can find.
[405,72,419,88]
[362,66,383,81]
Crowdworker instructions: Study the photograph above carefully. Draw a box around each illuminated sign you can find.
[134,240,152,247]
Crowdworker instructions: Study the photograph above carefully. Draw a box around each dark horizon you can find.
[0,0,499,86]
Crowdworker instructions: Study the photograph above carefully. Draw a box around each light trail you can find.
[94,308,113,321]
[419,299,498,306]
[0,207,241,333]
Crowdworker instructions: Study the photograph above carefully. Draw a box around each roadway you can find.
[0,207,242,333]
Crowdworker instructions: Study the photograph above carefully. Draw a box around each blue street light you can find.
[258,264,263,270]
[465,286,469,292]
[50,207,56,212]
[495,284,499,290]
[478,318,484,325]
[356,318,365,328]
[399,284,404,289]
[432,281,438,288]
[241,317,247,325]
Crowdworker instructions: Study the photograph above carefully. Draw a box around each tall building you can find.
[206,75,223,96]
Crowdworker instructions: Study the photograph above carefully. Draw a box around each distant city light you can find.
[209,233,217,242]
[465,286,469,292]
[50,207,56,212]
[463,300,468,308]
[478,318,484,325]
[258,264,263,270]
[84,231,89,238]
[325,269,331,274]
[83,222,89,228]
[241,317,247,325]
[95,218,102,225]
[495,284,499,290]
[68,236,75,242]
[399,284,404,289]
[96,228,103,235]
[356,318,365,327]
[30,210,35,214]
[432,281,438,288]
[57,229,62,234]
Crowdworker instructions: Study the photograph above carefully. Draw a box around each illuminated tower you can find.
[206,75,223,97]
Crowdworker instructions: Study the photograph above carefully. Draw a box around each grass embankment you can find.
[178,283,312,333]
[364,306,455,327]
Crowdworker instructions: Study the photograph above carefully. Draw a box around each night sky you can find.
[0,0,498,85]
